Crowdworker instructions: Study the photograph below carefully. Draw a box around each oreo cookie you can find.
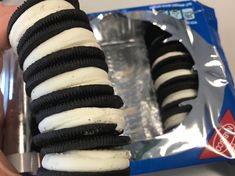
[33,124,121,147]
[30,85,114,113]
[151,56,194,81]
[151,53,191,70]
[161,98,194,130]
[35,95,124,123]
[25,59,109,96]
[7,0,79,36]
[19,20,92,68]
[144,22,172,50]
[37,167,130,176]
[23,47,106,82]
[164,125,180,133]
[157,74,198,95]
[18,9,89,53]
[161,104,192,123]
[41,135,131,154]
[149,41,189,66]
[161,97,195,114]
[157,79,198,106]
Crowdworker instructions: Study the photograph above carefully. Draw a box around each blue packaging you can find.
[90,1,235,175]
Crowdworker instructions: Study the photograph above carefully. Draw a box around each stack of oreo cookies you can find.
[8,0,131,175]
[145,23,198,133]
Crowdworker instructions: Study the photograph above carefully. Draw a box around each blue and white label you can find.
[182,8,195,20]
[169,9,183,19]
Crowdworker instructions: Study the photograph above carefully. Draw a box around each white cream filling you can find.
[164,112,187,130]
[23,28,100,71]
[42,150,131,172]
[9,0,74,51]
[39,107,125,133]
[154,69,193,90]
[31,67,111,100]
[151,51,186,70]
[162,89,197,108]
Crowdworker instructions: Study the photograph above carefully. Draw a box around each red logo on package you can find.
[200,110,235,160]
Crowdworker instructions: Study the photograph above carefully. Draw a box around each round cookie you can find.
[8,0,79,52]
[41,150,130,173]
[25,59,108,96]
[157,74,198,96]
[161,89,197,108]
[23,46,106,82]
[151,54,194,82]
[157,78,198,106]
[17,9,89,53]
[164,113,188,132]
[22,27,100,71]
[19,21,92,68]
[33,124,121,147]
[151,51,187,70]
[144,22,172,50]
[161,104,192,125]
[161,97,195,114]
[30,67,111,100]
[35,95,124,123]
[30,85,114,112]
[40,135,131,154]
[38,107,125,133]
[37,167,130,176]
[7,0,80,36]
[154,69,194,90]
[148,41,189,66]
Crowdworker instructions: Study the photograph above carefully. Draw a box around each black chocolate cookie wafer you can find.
[25,59,109,96]
[151,57,194,81]
[148,41,189,66]
[37,167,130,176]
[18,9,89,53]
[33,124,121,147]
[161,104,192,124]
[157,80,198,106]
[19,20,92,68]
[164,125,180,133]
[23,47,106,81]
[35,95,124,123]
[157,73,198,94]
[30,85,114,113]
[151,53,191,70]
[7,0,79,36]
[144,22,172,50]
[161,97,196,114]
[41,135,131,154]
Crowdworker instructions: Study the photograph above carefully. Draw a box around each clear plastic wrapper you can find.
[91,14,162,140]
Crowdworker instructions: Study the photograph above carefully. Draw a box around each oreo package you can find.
[89,0,235,175]
[2,0,235,175]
